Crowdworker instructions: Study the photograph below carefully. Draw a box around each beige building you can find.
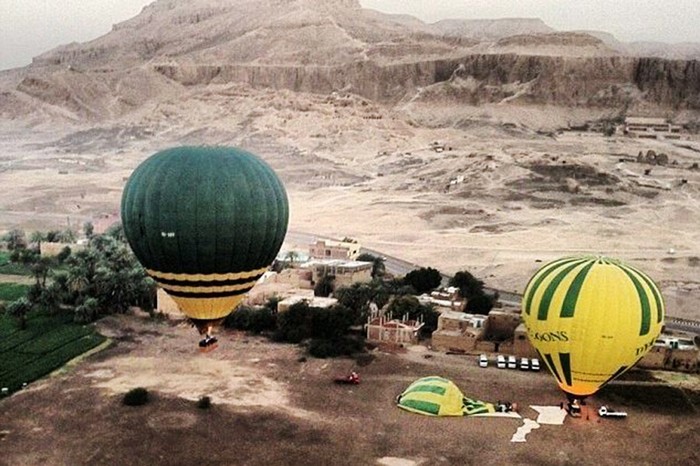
[244,269,315,306]
[40,241,86,257]
[431,311,486,353]
[309,239,361,260]
[366,315,424,345]
[419,287,466,312]
[302,259,372,289]
[512,323,538,358]
[625,117,682,139]
[483,310,521,341]
[639,334,699,373]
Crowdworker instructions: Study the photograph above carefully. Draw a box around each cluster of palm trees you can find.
[2,224,155,328]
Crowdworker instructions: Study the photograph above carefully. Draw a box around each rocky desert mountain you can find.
[1,0,699,125]
[0,0,699,319]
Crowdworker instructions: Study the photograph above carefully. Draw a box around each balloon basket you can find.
[199,343,218,353]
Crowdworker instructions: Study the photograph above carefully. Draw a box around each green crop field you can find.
[0,283,31,302]
[0,251,33,276]
[0,311,106,395]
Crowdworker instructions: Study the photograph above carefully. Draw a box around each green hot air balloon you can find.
[121,146,289,342]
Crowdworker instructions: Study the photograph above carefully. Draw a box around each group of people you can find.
[199,335,218,349]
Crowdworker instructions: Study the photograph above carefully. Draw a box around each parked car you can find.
[507,356,517,369]
[598,406,627,418]
[519,357,529,370]
[478,354,488,368]
[530,358,541,371]
[496,355,506,369]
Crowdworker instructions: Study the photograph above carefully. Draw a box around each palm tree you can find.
[6,297,32,330]
[31,256,53,288]
[83,221,94,238]
[29,231,46,251]
[3,229,27,251]
[356,253,386,279]
[285,251,299,268]
[59,229,77,243]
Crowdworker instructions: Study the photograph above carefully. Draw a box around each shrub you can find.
[197,396,212,410]
[224,306,277,333]
[314,273,335,297]
[403,267,442,294]
[123,387,149,406]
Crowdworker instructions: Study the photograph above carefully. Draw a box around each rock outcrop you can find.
[2,0,699,124]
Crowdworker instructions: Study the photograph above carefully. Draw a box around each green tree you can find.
[466,293,495,315]
[51,232,155,319]
[56,246,72,263]
[314,273,335,297]
[83,221,94,238]
[45,230,61,243]
[59,229,77,243]
[284,251,299,268]
[310,304,354,341]
[356,253,386,279]
[105,222,125,242]
[29,231,46,250]
[403,267,442,294]
[384,277,416,296]
[31,256,54,289]
[449,270,484,300]
[6,297,32,329]
[3,229,27,251]
[74,297,99,323]
[334,280,389,324]
[386,295,438,336]
[449,270,495,315]
[275,301,313,343]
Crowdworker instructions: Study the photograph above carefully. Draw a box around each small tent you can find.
[396,376,496,416]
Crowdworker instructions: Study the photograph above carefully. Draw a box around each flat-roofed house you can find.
[431,311,486,353]
[302,259,372,289]
[309,239,361,260]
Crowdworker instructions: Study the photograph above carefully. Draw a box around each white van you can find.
[519,358,529,370]
[507,356,517,369]
[530,358,541,371]
[496,355,506,369]
[478,354,488,368]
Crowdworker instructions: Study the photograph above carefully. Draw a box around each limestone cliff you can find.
[2,0,699,124]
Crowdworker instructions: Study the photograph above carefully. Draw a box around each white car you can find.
[530,358,541,371]
[598,406,628,418]
[496,355,506,369]
[478,354,488,368]
[507,356,517,369]
[519,358,529,370]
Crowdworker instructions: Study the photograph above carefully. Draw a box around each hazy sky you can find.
[1,0,699,70]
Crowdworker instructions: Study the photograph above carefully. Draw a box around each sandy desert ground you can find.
[0,92,698,319]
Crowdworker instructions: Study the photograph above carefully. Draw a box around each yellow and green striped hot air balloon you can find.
[396,376,497,416]
[121,146,289,337]
[522,256,664,399]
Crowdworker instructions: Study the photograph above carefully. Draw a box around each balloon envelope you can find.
[522,256,664,398]
[396,376,497,416]
[121,146,289,328]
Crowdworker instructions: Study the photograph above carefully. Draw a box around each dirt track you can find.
[0,314,697,466]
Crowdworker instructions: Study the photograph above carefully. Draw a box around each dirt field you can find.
[1,313,697,466]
